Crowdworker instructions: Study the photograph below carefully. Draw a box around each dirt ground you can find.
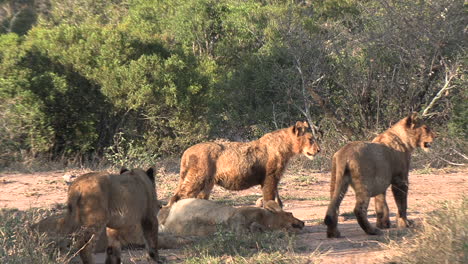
[0,166,466,263]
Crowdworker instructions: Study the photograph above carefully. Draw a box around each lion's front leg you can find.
[274,187,283,208]
[261,175,280,207]
[391,183,412,228]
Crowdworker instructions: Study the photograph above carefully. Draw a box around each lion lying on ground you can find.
[158,198,304,236]
[167,121,321,207]
[58,168,161,264]
[324,113,436,238]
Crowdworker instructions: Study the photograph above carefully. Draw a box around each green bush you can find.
[0,0,465,169]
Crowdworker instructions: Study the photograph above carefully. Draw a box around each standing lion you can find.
[325,113,436,237]
[167,121,321,207]
[63,168,161,264]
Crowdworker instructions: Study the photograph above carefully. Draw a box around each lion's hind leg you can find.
[141,216,161,263]
[375,193,391,229]
[76,226,102,264]
[197,180,215,200]
[354,192,382,236]
[105,228,122,264]
[324,172,350,238]
[168,166,211,206]
[74,205,107,264]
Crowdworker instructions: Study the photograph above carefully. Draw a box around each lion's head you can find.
[291,121,321,159]
[400,113,437,152]
[264,200,305,231]
[416,124,436,152]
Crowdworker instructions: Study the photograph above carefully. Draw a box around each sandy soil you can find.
[0,166,466,263]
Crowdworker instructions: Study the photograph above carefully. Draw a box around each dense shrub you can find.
[0,0,465,169]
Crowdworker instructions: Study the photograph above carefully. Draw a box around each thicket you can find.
[0,0,466,169]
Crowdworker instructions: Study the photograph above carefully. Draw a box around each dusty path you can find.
[0,167,466,263]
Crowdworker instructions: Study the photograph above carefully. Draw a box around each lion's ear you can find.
[146,167,155,184]
[264,200,282,213]
[292,121,308,136]
[120,167,129,174]
[405,112,419,128]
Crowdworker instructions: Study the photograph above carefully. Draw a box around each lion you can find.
[31,214,194,253]
[324,113,436,238]
[167,121,321,207]
[60,168,161,264]
[158,198,304,236]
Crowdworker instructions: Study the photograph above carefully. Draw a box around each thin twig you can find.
[64,234,95,264]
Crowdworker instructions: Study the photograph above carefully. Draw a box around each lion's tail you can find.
[167,157,189,207]
[64,190,82,233]
[329,155,337,200]
[324,154,349,226]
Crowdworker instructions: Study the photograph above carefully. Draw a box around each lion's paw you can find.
[366,227,383,236]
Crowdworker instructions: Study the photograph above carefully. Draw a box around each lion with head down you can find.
[61,168,161,264]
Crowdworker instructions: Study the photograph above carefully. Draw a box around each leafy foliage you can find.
[0,0,465,168]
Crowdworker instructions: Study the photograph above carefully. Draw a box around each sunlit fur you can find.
[159,198,304,236]
[62,168,160,264]
[167,121,321,208]
[325,113,436,238]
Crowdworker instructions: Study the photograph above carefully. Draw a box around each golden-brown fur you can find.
[62,168,161,264]
[325,113,436,237]
[31,214,193,253]
[159,198,304,236]
[167,121,321,207]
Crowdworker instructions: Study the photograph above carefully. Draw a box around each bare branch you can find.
[437,157,466,166]
[422,63,458,117]
[452,148,468,161]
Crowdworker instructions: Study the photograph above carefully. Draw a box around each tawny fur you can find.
[167,121,321,207]
[31,214,193,253]
[62,168,161,264]
[159,198,305,237]
[325,113,436,238]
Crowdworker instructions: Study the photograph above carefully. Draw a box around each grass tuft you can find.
[182,227,321,263]
[384,197,467,264]
[0,208,70,264]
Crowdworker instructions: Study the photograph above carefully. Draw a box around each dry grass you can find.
[383,197,467,264]
[181,227,322,264]
[0,208,71,264]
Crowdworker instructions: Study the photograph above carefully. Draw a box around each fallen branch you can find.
[437,157,466,166]
[452,148,468,161]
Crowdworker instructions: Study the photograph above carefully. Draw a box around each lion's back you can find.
[162,199,236,236]
[108,170,158,220]
[68,172,111,198]
[334,141,390,165]
[166,198,235,223]
[334,142,395,194]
